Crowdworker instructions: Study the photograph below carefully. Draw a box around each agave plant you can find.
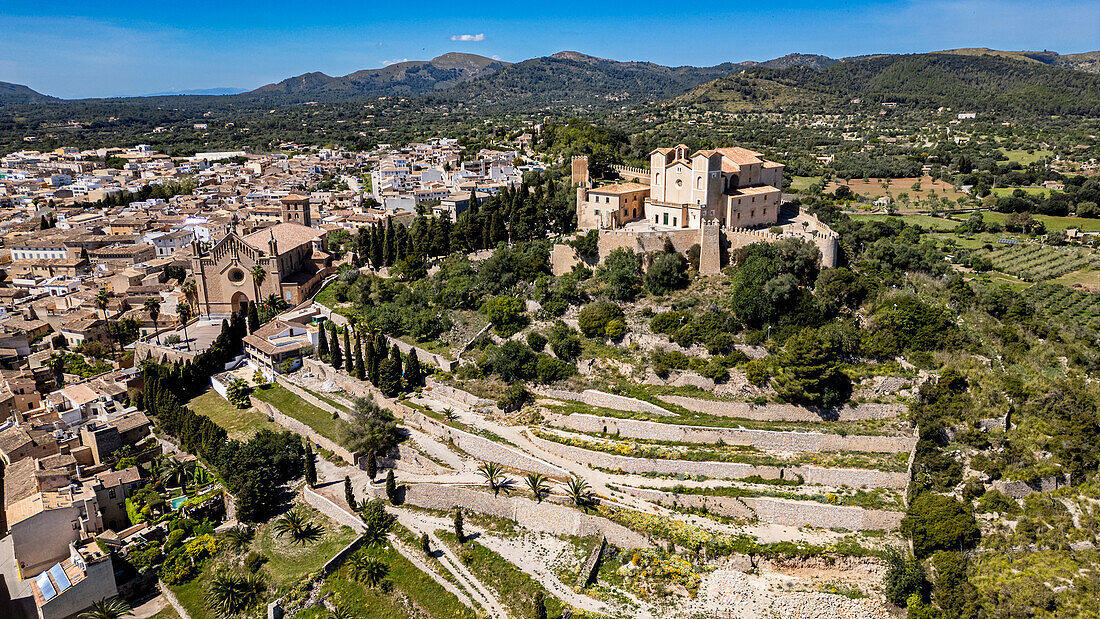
[80,598,133,619]
[345,552,389,588]
[205,572,266,617]
[441,407,458,420]
[477,461,507,495]
[224,525,255,552]
[565,476,591,507]
[328,604,360,619]
[272,510,325,545]
[524,473,549,502]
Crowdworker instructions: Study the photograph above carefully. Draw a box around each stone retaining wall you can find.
[400,407,569,477]
[617,486,903,530]
[552,413,916,454]
[159,581,193,619]
[425,378,495,409]
[528,432,908,489]
[537,388,675,417]
[303,485,366,533]
[657,395,904,422]
[385,336,457,372]
[383,482,652,549]
[992,474,1071,499]
[376,444,454,475]
[256,400,358,465]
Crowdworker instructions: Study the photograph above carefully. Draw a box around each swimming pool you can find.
[170,496,188,510]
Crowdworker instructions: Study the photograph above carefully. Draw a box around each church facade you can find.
[191,195,333,317]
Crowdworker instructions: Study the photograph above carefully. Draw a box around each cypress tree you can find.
[247,301,260,333]
[344,475,355,508]
[420,532,430,555]
[330,325,343,370]
[304,443,316,487]
[365,336,377,385]
[390,343,402,377]
[405,349,422,388]
[533,591,547,619]
[317,319,329,360]
[385,470,397,504]
[366,450,377,480]
[354,333,365,380]
[454,508,464,543]
[342,327,352,373]
[371,225,383,268]
[383,220,395,266]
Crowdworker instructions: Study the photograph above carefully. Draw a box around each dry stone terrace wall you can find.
[303,485,366,533]
[527,432,909,489]
[551,413,916,454]
[255,400,359,465]
[363,481,652,549]
[657,395,904,422]
[616,486,904,531]
[399,406,569,477]
[537,388,676,416]
[425,378,495,409]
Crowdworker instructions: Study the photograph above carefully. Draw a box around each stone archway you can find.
[231,291,249,314]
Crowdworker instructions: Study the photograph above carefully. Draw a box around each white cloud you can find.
[381,58,409,66]
[450,33,486,42]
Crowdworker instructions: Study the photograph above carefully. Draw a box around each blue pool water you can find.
[170,496,187,510]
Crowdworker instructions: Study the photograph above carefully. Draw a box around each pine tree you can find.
[247,301,260,333]
[330,325,343,370]
[404,349,422,389]
[354,334,365,380]
[385,470,397,504]
[342,327,352,373]
[454,508,464,543]
[344,475,355,508]
[317,319,329,360]
[304,443,317,487]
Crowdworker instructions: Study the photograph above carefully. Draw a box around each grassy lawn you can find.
[991,186,1052,198]
[252,384,344,445]
[312,539,477,619]
[171,502,357,619]
[1002,149,1053,165]
[789,175,821,192]
[186,389,279,440]
[147,605,182,619]
[977,211,1100,232]
[438,531,565,619]
[848,213,961,230]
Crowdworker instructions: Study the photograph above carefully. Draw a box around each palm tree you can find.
[272,510,324,545]
[345,553,389,587]
[477,461,506,495]
[524,473,549,502]
[182,279,198,308]
[94,288,110,321]
[159,459,193,490]
[176,302,193,350]
[251,265,267,302]
[80,598,133,619]
[205,572,266,617]
[224,526,255,552]
[144,297,161,344]
[566,476,591,507]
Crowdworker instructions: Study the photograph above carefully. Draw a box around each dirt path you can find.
[388,533,476,610]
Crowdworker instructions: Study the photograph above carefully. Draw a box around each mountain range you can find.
[2,48,1099,114]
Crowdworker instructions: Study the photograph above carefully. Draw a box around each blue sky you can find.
[2,0,1099,98]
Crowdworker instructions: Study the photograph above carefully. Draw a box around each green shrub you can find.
[744,359,770,386]
[604,318,626,341]
[526,331,547,351]
[900,493,980,558]
[578,302,625,338]
[244,552,268,573]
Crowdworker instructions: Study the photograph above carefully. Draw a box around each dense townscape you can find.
[1,37,1100,619]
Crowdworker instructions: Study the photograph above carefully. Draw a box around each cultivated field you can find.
[825,175,966,201]
[976,244,1096,282]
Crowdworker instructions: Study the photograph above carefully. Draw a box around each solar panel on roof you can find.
[48,563,71,592]
[34,572,56,601]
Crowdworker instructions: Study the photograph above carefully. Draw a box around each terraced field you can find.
[1020,283,1100,331]
[978,244,1096,281]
